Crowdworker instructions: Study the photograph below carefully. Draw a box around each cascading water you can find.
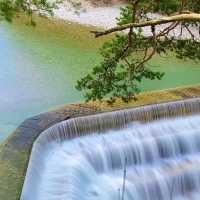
[21,98,200,200]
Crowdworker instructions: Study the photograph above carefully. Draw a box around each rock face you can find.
[0,85,200,200]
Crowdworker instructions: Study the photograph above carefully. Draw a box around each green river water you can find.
[0,16,200,142]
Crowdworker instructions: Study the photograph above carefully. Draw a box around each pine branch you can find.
[91,13,200,37]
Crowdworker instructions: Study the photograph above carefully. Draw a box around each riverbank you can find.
[0,85,200,200]
[54,1,121,29]
[54,1,199,39]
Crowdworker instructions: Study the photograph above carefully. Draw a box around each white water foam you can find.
[23,115,200,200]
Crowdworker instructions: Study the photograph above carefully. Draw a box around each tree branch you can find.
[91,13,200,37]
[135,25,157,72]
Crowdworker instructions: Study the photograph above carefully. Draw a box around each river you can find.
[0,16,200,142]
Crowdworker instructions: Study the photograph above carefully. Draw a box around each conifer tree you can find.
[77,0,200,102]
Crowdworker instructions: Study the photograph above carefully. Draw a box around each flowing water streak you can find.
[21,98,200,200]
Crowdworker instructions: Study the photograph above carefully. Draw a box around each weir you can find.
[21,98,200,200]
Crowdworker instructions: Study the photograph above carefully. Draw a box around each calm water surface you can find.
[0,17,200,142]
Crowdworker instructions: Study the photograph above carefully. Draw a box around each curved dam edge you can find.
[21,97,200,199]
[0,85,200,200]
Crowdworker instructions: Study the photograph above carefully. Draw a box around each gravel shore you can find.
[54,1,121,29]
[54,1,199,40]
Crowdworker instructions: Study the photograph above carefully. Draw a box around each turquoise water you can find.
[0,17,200,142]
[0,18,103,142]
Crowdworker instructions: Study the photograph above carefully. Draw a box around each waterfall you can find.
[21,98,200,200]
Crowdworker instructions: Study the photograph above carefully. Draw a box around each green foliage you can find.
[187,0,200,13]
[0,0,59,22]
[76,31,165,102]
[153,0,180,14]
[77,0,200,103]
[117,5,133,25]
[174,40,200,60]
[0,0,15,21]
